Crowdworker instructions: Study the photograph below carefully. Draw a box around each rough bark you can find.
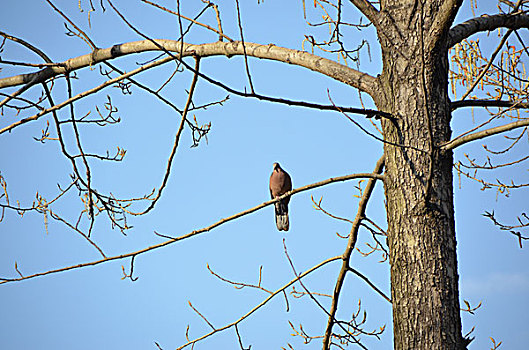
[374,1,463,349]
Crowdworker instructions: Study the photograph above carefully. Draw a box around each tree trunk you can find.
[375,1,463,348]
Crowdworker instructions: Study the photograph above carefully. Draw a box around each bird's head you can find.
[273,162,281,171]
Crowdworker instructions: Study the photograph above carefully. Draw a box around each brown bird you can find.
[269,162,292,231]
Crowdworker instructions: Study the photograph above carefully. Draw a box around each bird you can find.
[269,162,292,231]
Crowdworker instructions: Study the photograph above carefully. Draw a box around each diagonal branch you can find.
[0,55,175,135]
[174,256,341,350]
[137,57,201,215]
[348,0,380,27]
[322,155,385,350]
[347,267,391,303]
[441,119,529,151]
[459,28,514,101]
[0,171,384,285]
[283,239,368,349]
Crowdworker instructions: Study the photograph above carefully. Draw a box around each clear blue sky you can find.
[1,1,527,349]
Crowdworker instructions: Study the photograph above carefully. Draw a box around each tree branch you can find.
[174,256,341,350]
[0,171,384,284]
[348,0,380,27]
[426,0,463,51]
[451,99,529,111]
[441,119,529,151]
[322,155,385,350]
[0,40,378,95]
[0,55,175,135]
[347,267,391,303]
[448,13,529,48]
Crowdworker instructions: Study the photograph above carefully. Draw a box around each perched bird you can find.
[269,162,292,231]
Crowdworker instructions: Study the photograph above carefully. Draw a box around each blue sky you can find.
[0,1,528,349]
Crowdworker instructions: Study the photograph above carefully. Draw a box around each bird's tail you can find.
[275,201,289,231]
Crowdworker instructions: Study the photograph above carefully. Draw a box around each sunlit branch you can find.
[0,55,176,135]
[459,29,514,101]
[441,119,529,150]
[140,0,233,42]
[41,83,127,232]
[188,301,215,331]
[65,73,95,235]
[44,0,96,49]
[0,40,377,95]
[49,210,106,258]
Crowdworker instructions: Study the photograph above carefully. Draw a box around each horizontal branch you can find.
[441,119,529,151]
[0,171,384,285]
[448,13,529,48]
[0,40,378,95]
[451,99,529,110]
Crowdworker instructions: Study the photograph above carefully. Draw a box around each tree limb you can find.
[451,99,529,110]
[441,119,529,150]
[0,40,378,96]
[349,0,380,27]
[448,13,529,48]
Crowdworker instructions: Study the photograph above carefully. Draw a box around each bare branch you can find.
[448,13,529,48]
[0,55,175,135]
[451,99,529,110]
[348,0,380,27]
[347,267,391,303]
[134,57,201,215]
[441,119,529,150]
[0,40,378,95]
[188,301,215,331]
[139,0,233,42]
